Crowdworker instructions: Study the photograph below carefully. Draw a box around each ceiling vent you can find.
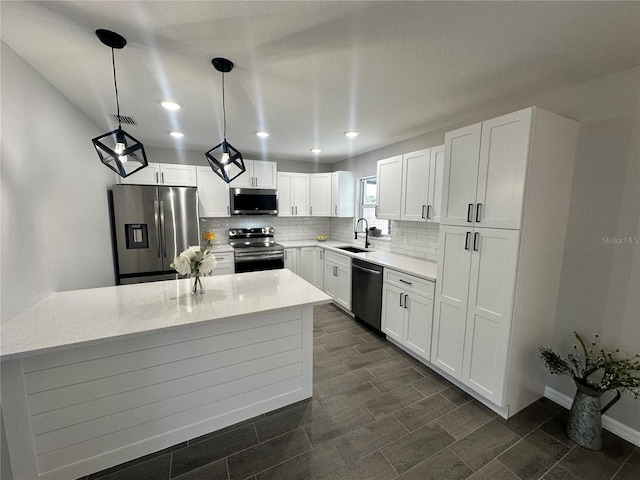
[110,114,137,125]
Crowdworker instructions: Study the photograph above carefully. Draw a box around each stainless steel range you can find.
[230,227,285,273]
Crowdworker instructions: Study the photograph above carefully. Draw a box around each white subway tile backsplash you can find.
[200,216,331,245]
[199,216,439,261]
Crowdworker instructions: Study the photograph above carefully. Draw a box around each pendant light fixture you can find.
[92,29,148,178]
[205,57,245,183]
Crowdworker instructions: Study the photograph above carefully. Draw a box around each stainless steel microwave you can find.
[230,188,278,215]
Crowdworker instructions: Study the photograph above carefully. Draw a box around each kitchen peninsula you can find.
[1,270,331,480]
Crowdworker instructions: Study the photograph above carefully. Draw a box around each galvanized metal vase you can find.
[566,379,621,450]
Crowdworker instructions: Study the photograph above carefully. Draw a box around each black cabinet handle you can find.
[473,232,480,251]
[465,232,471,250]
[475,203,482,223]
[467,203,474,223]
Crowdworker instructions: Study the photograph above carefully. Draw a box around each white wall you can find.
[1,41,116,322]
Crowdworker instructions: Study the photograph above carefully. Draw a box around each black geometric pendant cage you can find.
[92,29,147,178]
[205,57,245,183]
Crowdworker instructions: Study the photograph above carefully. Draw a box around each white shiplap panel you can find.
[36,374,303,474]
[25,319,301,393]
[33,357,302,454]
[31,345,302,435]
[27,334,300,415]
[22,308,303,373]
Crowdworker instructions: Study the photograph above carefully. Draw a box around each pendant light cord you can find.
[111,47,121,130]
[222,71,227,141]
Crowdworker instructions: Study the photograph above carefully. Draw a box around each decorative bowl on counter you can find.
[316,235,327,242]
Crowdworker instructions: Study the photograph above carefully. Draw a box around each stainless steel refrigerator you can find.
[111,184,199,284]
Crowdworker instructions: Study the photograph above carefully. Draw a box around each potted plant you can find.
[170,231,218,295]
[539,332,639,450]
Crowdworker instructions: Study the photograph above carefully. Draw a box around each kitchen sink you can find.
[336,246,369,253]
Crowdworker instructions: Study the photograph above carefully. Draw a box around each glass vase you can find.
[190,271,204,295]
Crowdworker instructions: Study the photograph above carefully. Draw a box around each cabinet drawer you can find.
[324,251,351,269]
[384,269,434,299]
[210,252,234,264]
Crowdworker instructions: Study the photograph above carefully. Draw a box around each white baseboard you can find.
[544,386,640,447]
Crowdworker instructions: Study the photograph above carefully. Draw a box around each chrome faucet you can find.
[354,218,370,249]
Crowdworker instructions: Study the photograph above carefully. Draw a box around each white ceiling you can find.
[2,1,639,163]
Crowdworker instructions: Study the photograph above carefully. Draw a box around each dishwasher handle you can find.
[353,264,382,275]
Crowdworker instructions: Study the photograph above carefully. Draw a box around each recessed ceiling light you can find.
[310,148,321,154]
[169,131,184,138]
[161,101,181,111]
[344,130,360,138]
[256,131,269,138]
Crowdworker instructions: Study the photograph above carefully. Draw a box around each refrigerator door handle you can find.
[159,200,167,257]
[154,200,161,258]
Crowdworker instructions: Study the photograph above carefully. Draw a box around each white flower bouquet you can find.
[170,244,217,294]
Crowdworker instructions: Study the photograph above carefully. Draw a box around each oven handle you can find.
[234,254,285,262]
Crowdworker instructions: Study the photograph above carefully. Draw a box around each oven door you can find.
[234,253,284,273]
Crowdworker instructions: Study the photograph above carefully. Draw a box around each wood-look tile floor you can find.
[82,304,639,480]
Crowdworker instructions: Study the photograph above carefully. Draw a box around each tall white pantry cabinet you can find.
[431,107,578,417]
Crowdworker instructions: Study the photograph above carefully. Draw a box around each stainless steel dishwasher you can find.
[351,258,384,332]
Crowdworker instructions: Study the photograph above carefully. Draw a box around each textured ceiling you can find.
[2,1,639,163]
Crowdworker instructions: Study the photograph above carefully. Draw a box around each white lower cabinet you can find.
[284,248,298,274]
[324,251,351,311]
[210,252,234,276]
[382,269,434,361]
[300,247,324,289]
[431,225,519,406]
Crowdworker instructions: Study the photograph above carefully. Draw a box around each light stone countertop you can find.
[0,270,331,361]
[278,239,438,281]
[206,244,234,253]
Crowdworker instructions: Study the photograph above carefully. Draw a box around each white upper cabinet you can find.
[427,145,445,223]
[331,171,355,217]
[159,164,197,186]
[117,163,196,187]
[278,172,309,216]
[116,163,160,185]
[377,147,444,223]
[229,160,277,189]
[476,109,532,229]
[400,149,430,221]
[376,155,403,220]
[309,173,332,216]
[441,108,532,229]
[441,124,482,226]
[196,166,230,217]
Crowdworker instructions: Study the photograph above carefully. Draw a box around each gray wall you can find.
[144,146,334,174]
[1,40,121,480]
[1,42,116,324]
